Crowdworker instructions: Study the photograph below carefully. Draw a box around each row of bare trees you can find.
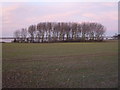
[14,22,106,43]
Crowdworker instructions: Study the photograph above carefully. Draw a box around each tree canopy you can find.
[14,22,106,43]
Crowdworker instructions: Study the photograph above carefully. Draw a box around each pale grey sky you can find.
[1,1,118,37]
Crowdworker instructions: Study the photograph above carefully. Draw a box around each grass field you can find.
[2,41,118,88]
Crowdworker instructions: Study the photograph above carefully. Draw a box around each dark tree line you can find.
[13,22,106,43]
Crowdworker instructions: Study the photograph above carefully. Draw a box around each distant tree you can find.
[14,22,106,43]
[81,22,89,41]
[61,22,66,41]
[64,23,71,41]
[77,24,82,39]
[37,23,42,42]
[37,23,46,43]
[47,22,52,42]
[28,25,36,43]
[54,22,61,41]
[94,23,106,41]
[52,23,58,41]
[41,23,46,42]
[14,30,21,42]
[21,28,27,42]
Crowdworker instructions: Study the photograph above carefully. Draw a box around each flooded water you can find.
[0,37,112,43]
[0,39,13,43]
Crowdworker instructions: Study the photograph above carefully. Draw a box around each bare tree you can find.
[65,23,71,41]
[47,22,52,42]
[21,28,27,42]
[14,30,21,42]
[14,22,106,43]
[54,22,61,41]
[41,22,46,43]
[77,24,82,39]
[81,23,88,41]
[95,23,106,41]
[28,25,36,43]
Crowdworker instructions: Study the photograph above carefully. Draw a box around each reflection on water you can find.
[0,39,13,43]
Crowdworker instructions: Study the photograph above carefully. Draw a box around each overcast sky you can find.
[1,1,118,37]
